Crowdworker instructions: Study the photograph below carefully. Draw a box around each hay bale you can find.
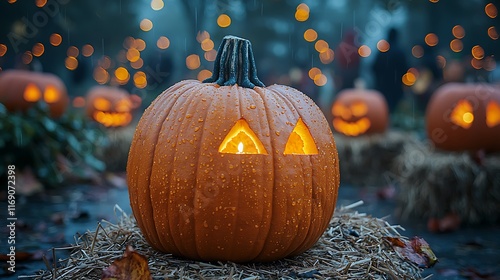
[395,142,500,224]
[26,203,427,279]
[335,130,418,187]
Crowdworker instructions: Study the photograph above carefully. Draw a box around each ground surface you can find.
[1,183,499,279]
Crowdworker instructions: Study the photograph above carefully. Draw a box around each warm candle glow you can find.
[237,142,244,154]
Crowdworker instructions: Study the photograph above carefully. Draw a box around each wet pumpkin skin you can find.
[0,69,68,117]
[127,36,340,262]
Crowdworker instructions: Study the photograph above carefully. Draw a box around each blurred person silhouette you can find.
[372,28,408,113]
[334,30,360,91]
[412,44,444,111]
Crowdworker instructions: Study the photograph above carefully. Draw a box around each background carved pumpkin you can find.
[127,36,340,262]
[426,83,500,152]
[85,86,133,127]
[0,69,68,117]
[331,88,389,136]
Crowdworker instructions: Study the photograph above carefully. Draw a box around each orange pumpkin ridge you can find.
[127,35,340,262]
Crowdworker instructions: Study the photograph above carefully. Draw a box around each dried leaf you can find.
[102,245,152,280]
[384,236,438,268]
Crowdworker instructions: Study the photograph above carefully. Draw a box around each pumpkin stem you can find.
[203,35,265,88]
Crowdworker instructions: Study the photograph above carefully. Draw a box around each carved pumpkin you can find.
[0,70,68,117]
[331,88,389,136]
[127,36,340,262]
[85,86,133,127]
[426,83,500,152]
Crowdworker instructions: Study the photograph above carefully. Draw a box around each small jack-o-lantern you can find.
[426,83,500,152]
[85,86,133,127]
[331,88,389,136]
[127,36,340,262]
[0,70,68,117]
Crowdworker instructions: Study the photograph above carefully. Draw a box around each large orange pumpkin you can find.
[85,86,133,127]
[0,70,68,117]
[331,88,389,136]
[426,83,500,152]
[127,36,340,262]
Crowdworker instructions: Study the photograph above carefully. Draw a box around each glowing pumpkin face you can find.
[0,70,68,117]
[85,86,133,127]
[426,83,500,152]
[127,36,340,263]
[331,89,389,136]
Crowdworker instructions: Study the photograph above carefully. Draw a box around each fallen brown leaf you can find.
[102,245,152,280]
[384,236,438,268]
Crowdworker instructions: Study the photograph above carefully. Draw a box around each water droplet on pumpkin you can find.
[249,105,256,109]
[203,220,208,228]
[194,127,200,132]
[275,131,280,136]
[214,225,219,230]
[186,114,192,119]
[198,118,204,122]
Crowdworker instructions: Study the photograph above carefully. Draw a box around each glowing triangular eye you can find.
[486,101,500,128]
[284,118,318,155]
[219,119,268,154]
[450,100,474,129]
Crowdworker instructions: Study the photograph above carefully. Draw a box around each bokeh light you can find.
[22,51,33,64]
[450,39,463,52]
[412,45,424,58]
[135,39,146,51]
[295,3,310,22]
[186,54,201,70]
[204,49,217,61]
[130,58,144,69]
[197,69,212,81]
[471,45,485,60]
[67,46,79,57]
[313,73,327,86]
[217,14,231,28]
[126,48,140,62]
[140,19,153,31]
[94,66,110,84]
[0,44,7,57]
[134,71,147,89]
[82,44,94,57]
[151,0,164,10]
[197,31,210,43]
[201,39,214,51]
[157,36,170,49]
[49,33,62,46]
[304,29,318,42]
[488,26,498,40]
[376,40,390,52]
[452,25,465,39]
[65,56,78,70]
[424,33,439,46]
[402,72,416,86]
[319,49,334,64]
[485,3,497,18]
[308,67,321,79]
[358,45,371,57]
[35,0,47,8]
[115,67,130,84]
[32,43,44,57]
[314,40,329,53]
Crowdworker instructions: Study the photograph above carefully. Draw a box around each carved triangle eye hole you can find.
[284,118,318,155]
[219,119,268,154]
[450,99,474,129]
[486,101,500,128]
